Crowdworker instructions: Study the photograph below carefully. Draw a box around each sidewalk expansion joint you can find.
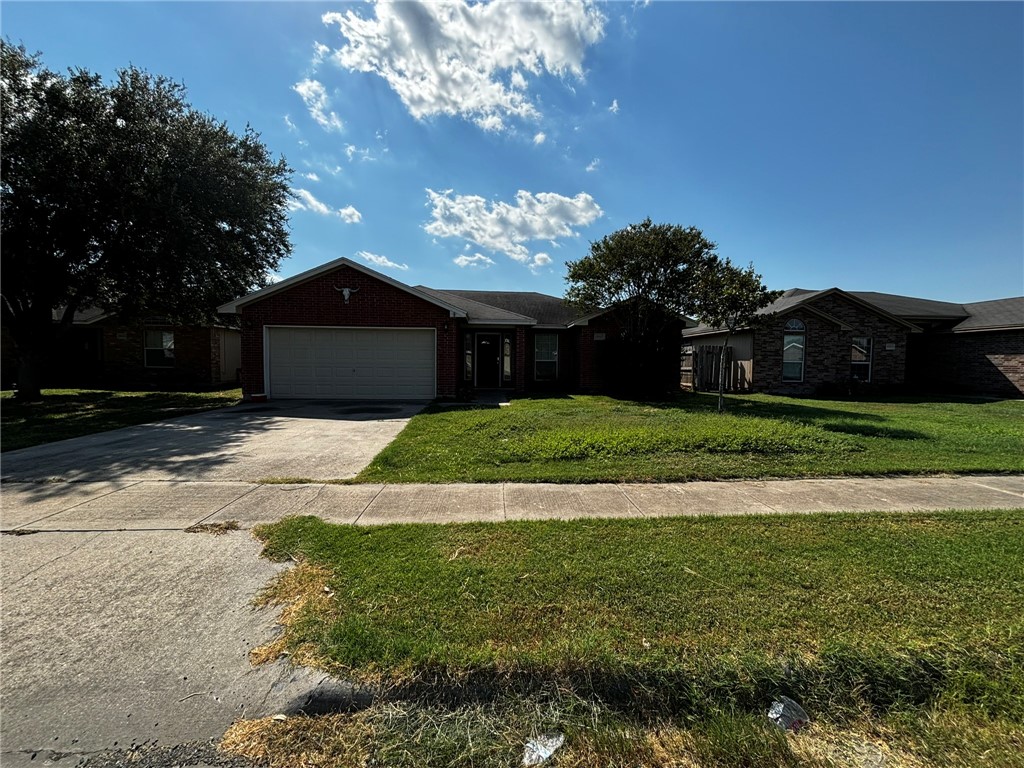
[192,484,262,528]
[966,480,1024,500]
[617,486,644,517]
[354,484,387,525]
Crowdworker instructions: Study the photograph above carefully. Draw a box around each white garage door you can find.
[267,327,436,399]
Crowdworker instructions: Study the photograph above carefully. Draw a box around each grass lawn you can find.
[357,393,1024,483]
[0,387,242,451]
[228,510,1024,767]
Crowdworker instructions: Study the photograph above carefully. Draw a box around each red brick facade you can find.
[908,330,1024,397]
[239,264,458,398]
[752,293,909,395]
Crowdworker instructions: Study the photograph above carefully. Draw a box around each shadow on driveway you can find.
[0,400,426,494]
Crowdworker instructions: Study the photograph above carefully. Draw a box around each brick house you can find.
[216,256,682,400]
[682,288,1023,398]
[0,307,241,390]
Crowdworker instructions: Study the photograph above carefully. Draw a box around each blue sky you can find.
[4,1,1022,303]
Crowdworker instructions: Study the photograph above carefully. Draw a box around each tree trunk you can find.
[15,351,45,401]
[717,331,731,413]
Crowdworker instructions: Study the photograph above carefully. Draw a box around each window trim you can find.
[850,336,872,383]
[782,320,805,383]
[144,329,175,368]
[534,332,559,381]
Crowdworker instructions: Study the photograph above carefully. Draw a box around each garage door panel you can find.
[268,327,435,400]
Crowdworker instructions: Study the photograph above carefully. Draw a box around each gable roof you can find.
[848,291,968,321]
[216,257,468,317]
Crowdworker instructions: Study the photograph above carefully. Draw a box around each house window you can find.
[464,333,473,381]
[851,336,872,382]
[535,333,558,381]
[503,337,512,382]
[144,330,175,368]
[782,318,804,382]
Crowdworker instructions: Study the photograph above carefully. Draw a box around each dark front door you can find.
[476,333,501,387]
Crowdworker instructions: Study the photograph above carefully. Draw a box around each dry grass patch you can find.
[184,520,240,535]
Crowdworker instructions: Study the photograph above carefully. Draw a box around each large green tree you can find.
[1,42,292,399]
[565,218,719,393]
[693,259,781,412]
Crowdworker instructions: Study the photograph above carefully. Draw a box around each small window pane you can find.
[464,333,473,381]
[782,333,804,382]
[534,333,558,381]
[784,318,805,332]
[503,338,512,381]
[144,330,174,368]
[851,336,872,382]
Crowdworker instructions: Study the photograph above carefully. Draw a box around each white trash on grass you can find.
[523,733,565,765]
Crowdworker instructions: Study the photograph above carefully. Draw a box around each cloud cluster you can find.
[292,78,344,132]
[322,0,605,131]
[358,251,409,271]
[453,253,495,268]
[425,188,602,266]
[289,189,362,224]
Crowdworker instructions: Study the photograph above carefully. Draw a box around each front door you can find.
[475,333,501,387]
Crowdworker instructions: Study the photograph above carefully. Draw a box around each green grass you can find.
[357,393,1024,482]
[245,510,1024,766]
[0,387,242,451]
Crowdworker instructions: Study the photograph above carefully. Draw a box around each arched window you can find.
[782,318,805,382]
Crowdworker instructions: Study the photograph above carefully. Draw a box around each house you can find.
[216,256,683,400]
[0,308,241,390]
[682,288,1023,398]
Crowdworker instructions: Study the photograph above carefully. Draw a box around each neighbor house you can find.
[682,288,1023,397]
[216,256,683,400]
[0,308,241,390]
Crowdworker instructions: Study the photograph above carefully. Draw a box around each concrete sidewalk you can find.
[3,474,1022,532]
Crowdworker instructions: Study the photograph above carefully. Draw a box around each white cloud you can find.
[453,253,495,268]
[289,189,362,224]
[289,188,332,215]
[322,1,605,131]
[585,158,600,172]
[424,188,603,265]
[358,250,409,271]
[265,272,284,284]
[533,131,547,145]
[304,172,320,182]
[338,205,362,224]
[609,98,619,114]
[530,253,553,272]
[292,78,344,132]
[312,41,331,66]
[283,114,298,132]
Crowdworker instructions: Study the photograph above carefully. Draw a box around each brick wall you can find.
[908,330,1024,397]
[102,324,216,386]
[753,293,908,395]
[239,264,457,398]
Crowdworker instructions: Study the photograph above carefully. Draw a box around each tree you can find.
[565,219,719,394]
[1,42,292,399]
[693,259,781,412]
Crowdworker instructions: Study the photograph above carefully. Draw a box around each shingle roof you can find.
[953,297,1024,332]
[431,290,581,326]
[848,291,968,320]
[414,287,537,324]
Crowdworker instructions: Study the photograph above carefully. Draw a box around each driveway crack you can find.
[191,484,260,527]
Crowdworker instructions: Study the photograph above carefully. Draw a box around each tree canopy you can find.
[564,219,721,395]
[1,42,292,397]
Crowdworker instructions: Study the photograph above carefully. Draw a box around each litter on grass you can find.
[523,733,565,766]
[768,696,809,732]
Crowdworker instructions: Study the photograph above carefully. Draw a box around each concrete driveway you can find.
[0,400,426,483]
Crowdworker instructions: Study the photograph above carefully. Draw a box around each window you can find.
[503,337,512,382]
[145,330,175,368]
[534,333,558,381]
[851,336,872,382]
[464,333,473,381]
[782,318,805,382]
